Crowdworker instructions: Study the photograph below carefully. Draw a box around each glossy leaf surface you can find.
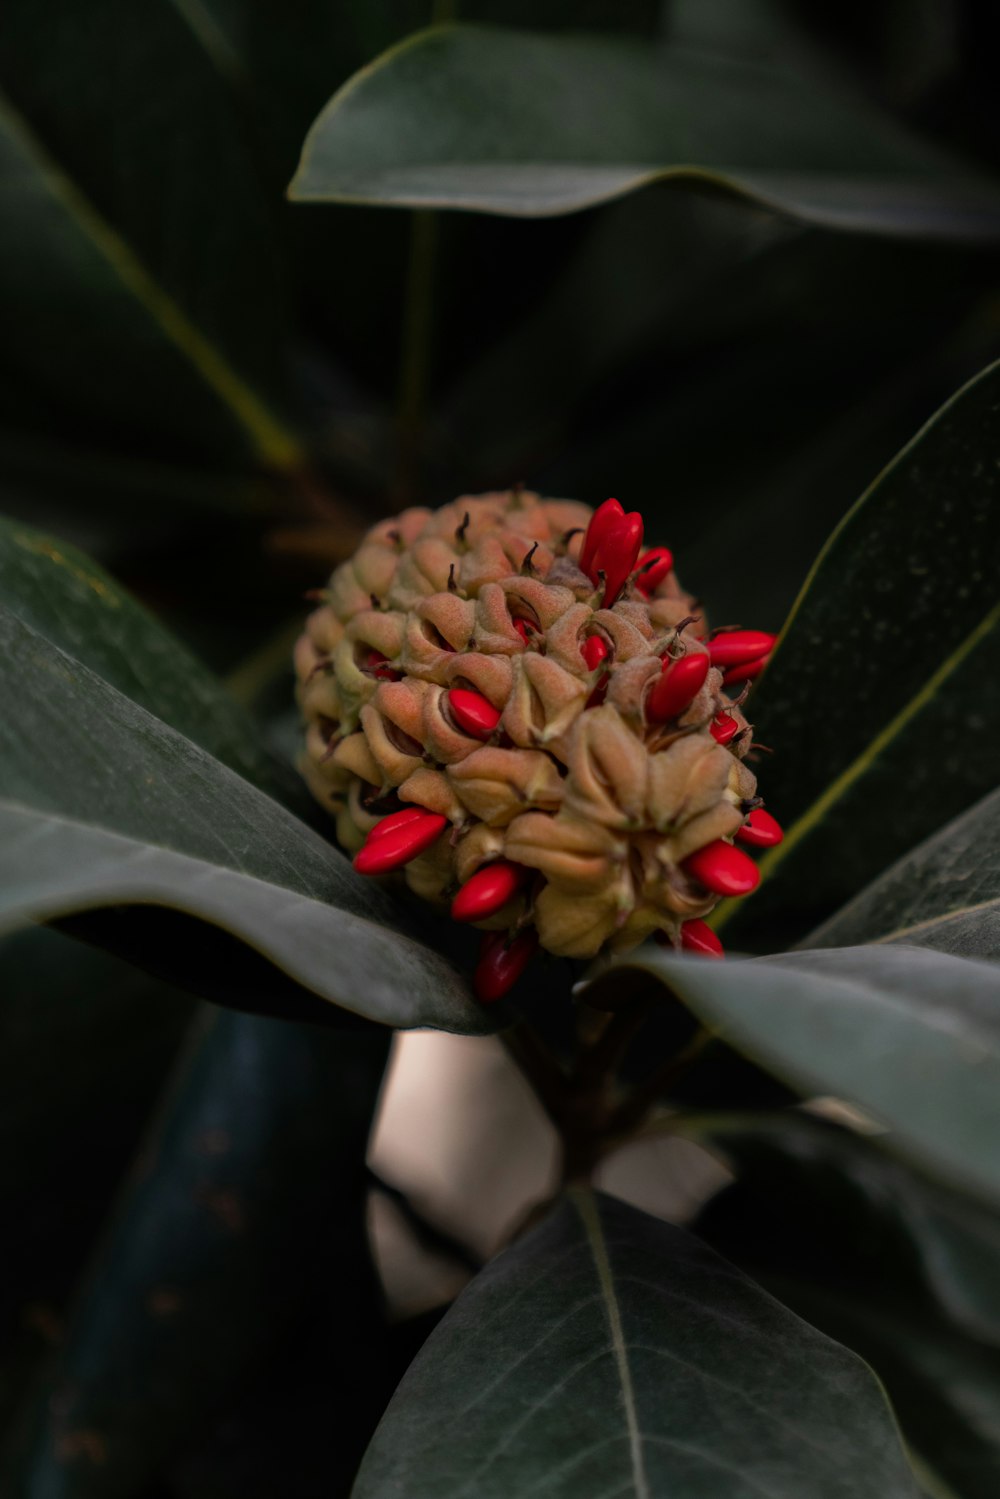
[0,608,481,1031]
[292,25,1000,240]
[0,515,296,802]
[354,1188,917,1498]
[808,784,1000,959]
[720,356,1000,946]
[595,943,1000,1206]
[691,1113,1000,1499]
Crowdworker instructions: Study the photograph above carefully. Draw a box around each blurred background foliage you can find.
[3,1,1000,1494]
[3,0,1000,660]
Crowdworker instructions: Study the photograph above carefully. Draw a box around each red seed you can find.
[449,687,502,739]
[723,653,772,686]
[366,807,428,843]
[646,652,710,723]
[474,928,539,1004]
[635,547,674,595]
[353,812,448,875]
[709,630,776,668]
[680,920,725,959]
[364,648,400,680]
[581,634,609,670]
[451,861,528,923]
[578,497,624,577]
[736,808,784,848]
[683,839,760,897]
[512,617,532,643]
[593,511,644,606]
[710,713,740,746]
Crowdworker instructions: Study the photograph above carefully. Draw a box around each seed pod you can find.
[295,489,775,988]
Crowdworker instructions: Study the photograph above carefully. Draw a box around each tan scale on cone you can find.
[294,490,778,998]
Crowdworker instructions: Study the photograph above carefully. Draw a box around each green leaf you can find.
[4,1009,390,1495]
[719,355,1000,948]
[0,0,301,465]
[689,1113,1000,1499]
[807,785,1000,958]
[291,24,1000,240]
[0,514,296,802]
[353,1187,917,1498]
[0,607,481,1030]
[597,944,1000,1206]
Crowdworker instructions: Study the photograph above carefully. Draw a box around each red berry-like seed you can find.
[353,812,448,875]
[710,713,740,746]
[593,511,644,606]
[364,648,400,680]
[581,634,609,670]
[474,928,539,1003]
[512,617,532,643]
[646,651,710,724]
[680,920,725,958]
[723,653,772,686]
[579,497,624,577]
[709,630,776,668]
[736,808,784,848]
[449,687,502,739]
[451,861,528,923]
[366,806,428,843]
[683,839,761,897]
[635,547,674,595]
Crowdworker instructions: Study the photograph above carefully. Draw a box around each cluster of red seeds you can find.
[314,496,782,1003]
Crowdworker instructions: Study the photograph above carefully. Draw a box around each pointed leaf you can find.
[353,1188,916,1498]
[596,944,1000,1205]
[808,784,1000,959]
[0,607,481,1030]
[291,24,1000,241]
[719,355,1000,947]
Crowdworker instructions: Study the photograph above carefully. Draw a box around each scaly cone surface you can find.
[294,490,780,1000]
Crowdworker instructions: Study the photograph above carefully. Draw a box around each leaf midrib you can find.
[570,1187,651,1499]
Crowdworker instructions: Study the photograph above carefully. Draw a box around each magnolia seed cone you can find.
[295,490,759,960]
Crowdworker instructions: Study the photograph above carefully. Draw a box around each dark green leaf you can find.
[0,608,481,1030]
[4,1009,389,1496]
[594,943,1000,1206]
[720,355,1000,948]
[689,1113,1000,1499]
[808,784,1000,958]
[0,514,296,802]
[291,24,1000,240]
[354,1188,916,1497]
[0,0,301,464]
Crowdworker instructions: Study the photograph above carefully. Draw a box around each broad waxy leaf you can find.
[5,1009,389,1496]
[720,355,1000,947]
[0,0,300,463]
[0,608,482,1031]
[690,1113,1000,1499]
[354,1188,916,1498]
[291,24,1000,240]
[0,514,296,803]
[808,784,1000,959]
[598,944,1000,1206]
